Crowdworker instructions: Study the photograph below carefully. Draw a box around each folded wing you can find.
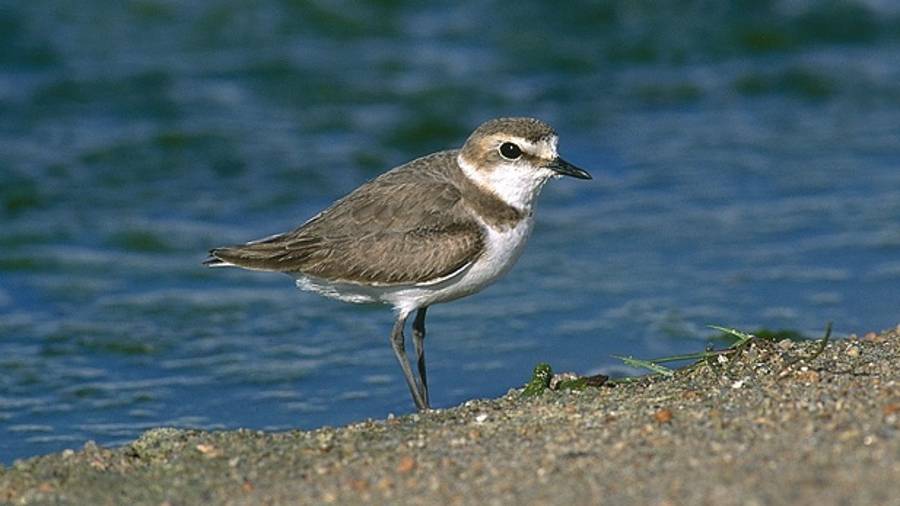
[206,178,485,286]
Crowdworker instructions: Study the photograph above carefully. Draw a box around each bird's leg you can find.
[412,307,429,407]
[390,312,428,410]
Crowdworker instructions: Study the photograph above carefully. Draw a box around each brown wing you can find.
[208,161,485,285]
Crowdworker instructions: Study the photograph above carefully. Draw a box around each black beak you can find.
[547,157,592,180]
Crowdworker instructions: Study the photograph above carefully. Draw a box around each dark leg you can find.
[412,307,429,407]
[389,311,428,410]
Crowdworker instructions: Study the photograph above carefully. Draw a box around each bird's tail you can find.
[202,232,316,272]
[202,251,234,268]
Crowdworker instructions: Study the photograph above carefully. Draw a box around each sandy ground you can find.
[2,325,899,505]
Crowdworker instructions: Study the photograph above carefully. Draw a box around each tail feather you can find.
[203,235,318,272]
[202,251,233,268]
[203,246,262,269]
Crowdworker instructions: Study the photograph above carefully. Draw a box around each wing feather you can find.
[208,157,485,285]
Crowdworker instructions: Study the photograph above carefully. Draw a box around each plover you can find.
[204,117,591,410]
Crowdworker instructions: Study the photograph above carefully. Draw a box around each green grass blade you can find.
[708,325,754,344]
[644,351,721,364]
[612,355,675,377]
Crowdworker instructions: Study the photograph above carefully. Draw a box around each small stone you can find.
[397,455,416,474]
[474,413,488,424]
[777,339,794,350]
[196,444,220,457]
[796,370,820,383]
[846,346,860,357]
[653,408,673,424]
[317,434,335,452]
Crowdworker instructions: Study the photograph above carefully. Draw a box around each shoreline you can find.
[2,325,899,505]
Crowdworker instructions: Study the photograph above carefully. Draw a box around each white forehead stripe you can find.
[497,135,559,160]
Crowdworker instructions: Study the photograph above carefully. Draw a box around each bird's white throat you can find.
[457,154,555,213]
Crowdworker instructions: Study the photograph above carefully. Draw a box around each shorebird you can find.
[204,117,591,410]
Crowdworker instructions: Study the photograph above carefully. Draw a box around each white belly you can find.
[294,216,535,316]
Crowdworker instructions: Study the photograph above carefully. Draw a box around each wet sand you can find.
[2,325,899,505]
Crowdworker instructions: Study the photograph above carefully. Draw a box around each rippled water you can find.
[2,1,899,463]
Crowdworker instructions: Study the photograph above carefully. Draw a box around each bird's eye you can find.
[499,142,522,160]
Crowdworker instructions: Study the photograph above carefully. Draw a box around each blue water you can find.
[2,1,899,463]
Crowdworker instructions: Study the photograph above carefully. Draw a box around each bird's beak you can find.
[547,157,592,180]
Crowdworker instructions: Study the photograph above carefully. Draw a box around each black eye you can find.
[499,142,522,160]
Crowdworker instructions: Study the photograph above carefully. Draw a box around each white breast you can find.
[385,215,535,315]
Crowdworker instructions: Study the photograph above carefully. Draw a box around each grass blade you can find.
[643,351,723,364]
[612,355,675,377]
[708,325,754,344]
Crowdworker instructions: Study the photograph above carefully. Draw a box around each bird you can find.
[204,117,591,411]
